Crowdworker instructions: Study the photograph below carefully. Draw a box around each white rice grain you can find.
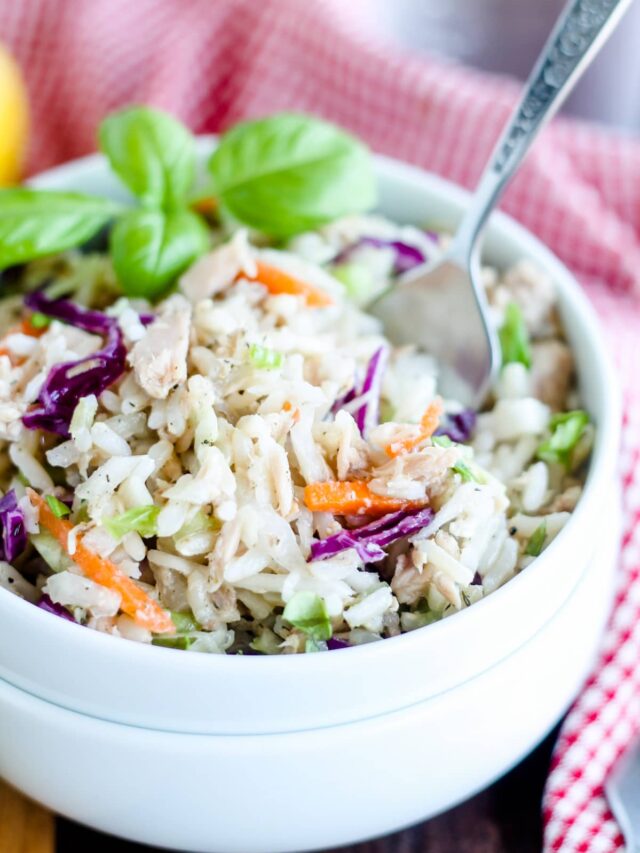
[91,422,132,456]
[9,443,54,491]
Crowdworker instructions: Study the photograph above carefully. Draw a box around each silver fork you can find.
[370,0,633,408]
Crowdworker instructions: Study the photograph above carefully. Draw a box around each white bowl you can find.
[0,145,621,851]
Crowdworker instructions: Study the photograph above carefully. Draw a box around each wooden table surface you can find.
[47,727,557,853]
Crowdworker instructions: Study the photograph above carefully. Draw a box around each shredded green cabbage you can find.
[499,302,531,369]
[537,410,589,469]
[103,505,159,540]
[249,344,282,370]
[283,591,332,641]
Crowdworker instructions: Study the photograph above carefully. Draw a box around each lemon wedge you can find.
[0,45,28,185]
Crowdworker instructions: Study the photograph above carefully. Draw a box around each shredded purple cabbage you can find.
[37,594,76,623]
[22,292,127,437]
[327,638,350,651]
[331,385,357,417]
[434,409,477,443]
[334,235,436,276]
[310,505,434,564]
[25,290,115,335]
[311,529,386,563]
[353,346,387,435]
[0,490,27,562]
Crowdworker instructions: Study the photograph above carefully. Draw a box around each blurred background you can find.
[366,0,640,130]
[0,0,639,296]
[1,0,640,189]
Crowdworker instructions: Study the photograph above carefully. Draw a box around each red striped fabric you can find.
[2,1,640,848]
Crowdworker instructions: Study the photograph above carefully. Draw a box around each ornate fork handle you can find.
[453,0,633,259]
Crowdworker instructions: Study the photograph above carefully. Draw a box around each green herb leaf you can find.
[209,113,376,237]
[283,591,332,642]
[45,495,70,518]
[451,460,479,482]
[103,505,160,540]
[248,343,283,370]
[525,520,547,557]
[0,189,122,270]
[498,302,531,369]
[110,207,209,298]
[432,435,453,448]
[99,106,196,208]
[537,410,589,470]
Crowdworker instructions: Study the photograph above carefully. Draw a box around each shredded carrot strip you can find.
[21,316,47,338]
[0,318,47,362]
[28,490,175,634]
[304,480,427,516]
[282,401,301,422]
[191,196,218,216]
[385,398,444,458]
[243,261,333,308]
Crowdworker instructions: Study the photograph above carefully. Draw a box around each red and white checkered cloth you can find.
[2,1,640,849]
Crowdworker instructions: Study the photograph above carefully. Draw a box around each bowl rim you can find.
[0,145,621,673]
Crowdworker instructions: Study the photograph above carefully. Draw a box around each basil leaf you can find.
[99,106,196,208]
[110,207,209,298]
[0,189,121,270]
[525,520,547,557]
[209,113,376,237]
[283,591,332,642]
[537,410,589,470]
[498,302,531,369]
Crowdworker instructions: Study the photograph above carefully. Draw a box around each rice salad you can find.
[0,109,592,654]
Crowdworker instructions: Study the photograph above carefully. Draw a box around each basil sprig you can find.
[0,107,207,300]
[99,107,208,297]
[0,108,377,296]
[208,113,377,237]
